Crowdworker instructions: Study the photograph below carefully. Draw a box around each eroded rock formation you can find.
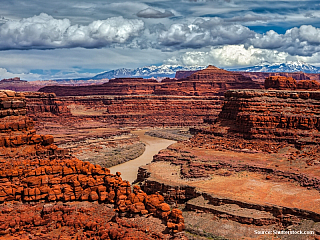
[176,68,320,84]
[39,78,159,96]
[30,65,263,130]
[39,65,261,97]
[136,84,320,239]
[0,90,185,239]
[211,89,320,146]
[240,71,320,83]
[153,65,261,96]
[26,94,222,128]
[265,76,320,90]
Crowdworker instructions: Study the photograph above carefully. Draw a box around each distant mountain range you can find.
[75,65,205,81]
[229,61,320,73]
[53,61,320,82]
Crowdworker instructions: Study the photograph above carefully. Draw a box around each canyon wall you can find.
[135,83,320,238]
[265,76,320,90]
[240,71,320,82]
[214,89,320,145]
[39,65,261,97]
[39,77,159,96]
[176,69,320,83]
[25,94,222,127]
[0,90,186,239]
[30,65,262,128]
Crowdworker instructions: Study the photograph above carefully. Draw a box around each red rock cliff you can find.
[265,76,320,90]
[214,89,320,145]
[240,71,320,82]
[38,66,262,97]
[26,94,222,127]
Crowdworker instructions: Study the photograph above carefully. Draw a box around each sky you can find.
[1,0,320,80]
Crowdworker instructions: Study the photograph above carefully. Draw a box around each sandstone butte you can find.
[136,76,320,239]
[0,90,186,239]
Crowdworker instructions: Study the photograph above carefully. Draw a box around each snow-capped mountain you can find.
[229,61,320,73]
[90,64,205,80]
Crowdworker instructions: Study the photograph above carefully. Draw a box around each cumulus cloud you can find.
[158,18,255,50]
[137,8,174,18]
[165,45,291,67]
[157,17,320,57]
[248,25,320,56]
[0,13,144,50]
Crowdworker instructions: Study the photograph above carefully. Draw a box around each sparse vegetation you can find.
[145,127,193,141]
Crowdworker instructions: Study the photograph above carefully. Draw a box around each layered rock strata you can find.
[154,65,261,96]
[136,87,320,239]
[0,90,57,158]
[26,94,222,127]
[240,71,320,83]
[30,66,263,130]
[176,69,320,83]
[0,78,40,92]
[25,92,71,118]
[0,90,185,239]
[39,78,159,96]
[265,76,320,90]
[39,65,261,97]
[212,89,320,146]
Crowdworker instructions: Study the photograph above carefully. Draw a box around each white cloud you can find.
[249,25,320,56]
[225,12,282,23]
[0,13,145,50]
[165,45,291,67]
[157,17,320,57]
[137,8,174,18]
[158,18,254,49]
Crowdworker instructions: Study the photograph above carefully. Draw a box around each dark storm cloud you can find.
[137,8,174,18]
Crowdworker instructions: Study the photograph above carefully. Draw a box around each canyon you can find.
[38,65,261,97]
[1,65,320,239]
[0,90,186,239]
[24,66,260,131]
[137,84,320,239]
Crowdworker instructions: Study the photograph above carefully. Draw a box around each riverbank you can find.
[145,127,193,141]
[109,130,176,183]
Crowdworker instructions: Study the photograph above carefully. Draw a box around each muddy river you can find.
[109,130,176,183]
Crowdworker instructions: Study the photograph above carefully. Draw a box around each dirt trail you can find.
[109,130,176,183]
